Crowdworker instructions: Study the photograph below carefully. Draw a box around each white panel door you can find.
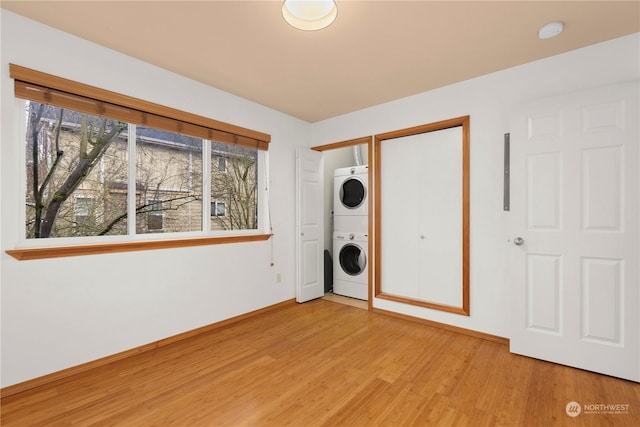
[296,148,324,303]
[508,82,639,381]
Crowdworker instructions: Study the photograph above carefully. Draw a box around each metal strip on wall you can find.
[503,133,510,211]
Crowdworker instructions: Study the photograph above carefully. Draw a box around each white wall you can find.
[0,11,308,387]
[311,33,640,338]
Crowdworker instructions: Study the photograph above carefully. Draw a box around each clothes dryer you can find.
[334,165,368,217]
[333,231,368,300]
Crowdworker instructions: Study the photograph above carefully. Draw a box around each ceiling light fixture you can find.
[538,21,564,39]
[282,0,338,31]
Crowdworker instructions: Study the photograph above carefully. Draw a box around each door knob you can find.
[513,237,525,246]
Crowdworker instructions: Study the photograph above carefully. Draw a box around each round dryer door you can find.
[339,243,367,276]
[339,177,366,209]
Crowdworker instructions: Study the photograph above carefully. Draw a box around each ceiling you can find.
[2,1,639,123]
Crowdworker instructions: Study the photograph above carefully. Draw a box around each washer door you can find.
[339,243,366,276]
[339,177,366,209]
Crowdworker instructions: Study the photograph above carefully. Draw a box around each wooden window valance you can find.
[10,64,270,150]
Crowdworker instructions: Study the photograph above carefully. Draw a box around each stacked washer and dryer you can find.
[333,165,369,300]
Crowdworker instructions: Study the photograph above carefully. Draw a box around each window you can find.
[10,64,271,258]
[216,202,226,217]
[24,105,128,238]
[211,201,226,217]
[211,143,258,231]
[218,157,226,173]
[74,197,95,228]
[147,199,164,231]
[136,127,203,234]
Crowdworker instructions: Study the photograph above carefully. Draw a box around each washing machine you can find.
[334,165,368,217]
[333,231,368,300]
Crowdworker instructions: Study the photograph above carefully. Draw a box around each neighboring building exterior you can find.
[25,102,257,239]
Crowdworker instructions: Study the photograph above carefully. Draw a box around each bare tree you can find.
[25,102,252,238]
[26,103,127,238]
[25,103,203,238]
[211,146,258,230]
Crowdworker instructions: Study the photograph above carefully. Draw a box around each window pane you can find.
[25,102,128,238]
[211,143,258,231]
[210,201,226,217]
[218,157,226,173]
[147,199,164,230]
[136,127,203,234]
[216,201,226,217]
[74,196,94,231]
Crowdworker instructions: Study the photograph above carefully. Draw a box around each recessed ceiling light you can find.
[282,0,338,31]
[539,21,564,39]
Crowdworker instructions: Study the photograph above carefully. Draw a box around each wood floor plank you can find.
[2,299,639,426]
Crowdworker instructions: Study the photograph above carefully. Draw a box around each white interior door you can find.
[508,82,639,381]
[296,148,324,303]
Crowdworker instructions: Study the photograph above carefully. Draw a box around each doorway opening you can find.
[312,137,372,309]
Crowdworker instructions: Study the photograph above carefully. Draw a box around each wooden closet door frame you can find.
[374,116,470,316]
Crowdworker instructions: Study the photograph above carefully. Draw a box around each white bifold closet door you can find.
[380,126,463,307]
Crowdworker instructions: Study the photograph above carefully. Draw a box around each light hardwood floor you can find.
[322,292,368,310]
[2,299,639,426]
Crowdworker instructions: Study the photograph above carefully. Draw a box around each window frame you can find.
[7,65,272,260]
